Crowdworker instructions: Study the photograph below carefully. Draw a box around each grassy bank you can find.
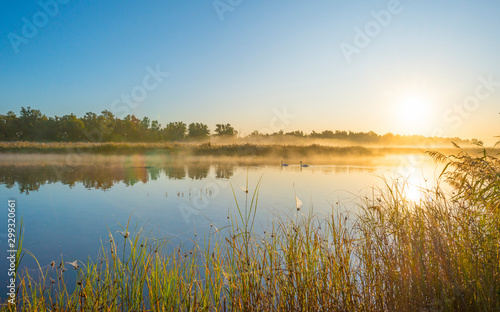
[0,141,374,157]
[4,146,500,311]
[0,141,487,158]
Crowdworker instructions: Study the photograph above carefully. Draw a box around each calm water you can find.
[0,153,439,292]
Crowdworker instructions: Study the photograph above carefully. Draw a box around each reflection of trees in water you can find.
[165,165,186,180]
[215,164,234,179]
[0,165,153,194]
[0,162,377,195]
[187,163,210,180]
[1,162,232,193]
[149,167,161,181]
[1,166,48,195]
[123,167,150,186]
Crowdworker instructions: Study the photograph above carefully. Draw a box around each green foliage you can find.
[0,111,19,141]
[164,122,187,141]
[215,123,237,137]
[188,122,210,139]
[0,108,166,143]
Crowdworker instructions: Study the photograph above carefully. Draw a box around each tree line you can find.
[0,107,236,142]
[0,107,474,144]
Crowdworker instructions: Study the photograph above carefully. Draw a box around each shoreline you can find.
[0,141,486,157]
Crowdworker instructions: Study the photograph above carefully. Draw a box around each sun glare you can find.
[396,96,432,134]
[399,96,430,122]
[405,182,422,202]
[402,170,430,203]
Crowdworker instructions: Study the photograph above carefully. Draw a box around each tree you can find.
[114,115,142,141]
[214,123,237,137]
[0,111,19,140]
[82,112,99,131]
[286,130,304,137]
[151,120,161,132]
[320,130,334,138]
[59,114,84,141]
[141,117,151,130]
[19,107,43,140]
[164,122,186,141]
[188,123,210,139]
[249,130,260,137]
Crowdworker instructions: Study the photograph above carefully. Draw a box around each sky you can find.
[1,0,499,142]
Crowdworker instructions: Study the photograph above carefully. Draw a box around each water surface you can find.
[0,153,439,292]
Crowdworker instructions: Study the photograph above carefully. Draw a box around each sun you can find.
[399,96,430,123]
[396,96,432,134]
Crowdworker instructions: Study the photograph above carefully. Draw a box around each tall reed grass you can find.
[4,145,499,311]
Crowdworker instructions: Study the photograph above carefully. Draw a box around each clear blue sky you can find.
[1,0,499,141]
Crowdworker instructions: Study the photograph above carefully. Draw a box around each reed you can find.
[0,141,373,157]
[3,145,499,311]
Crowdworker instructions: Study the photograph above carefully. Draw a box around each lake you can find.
[0,152,439,293]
